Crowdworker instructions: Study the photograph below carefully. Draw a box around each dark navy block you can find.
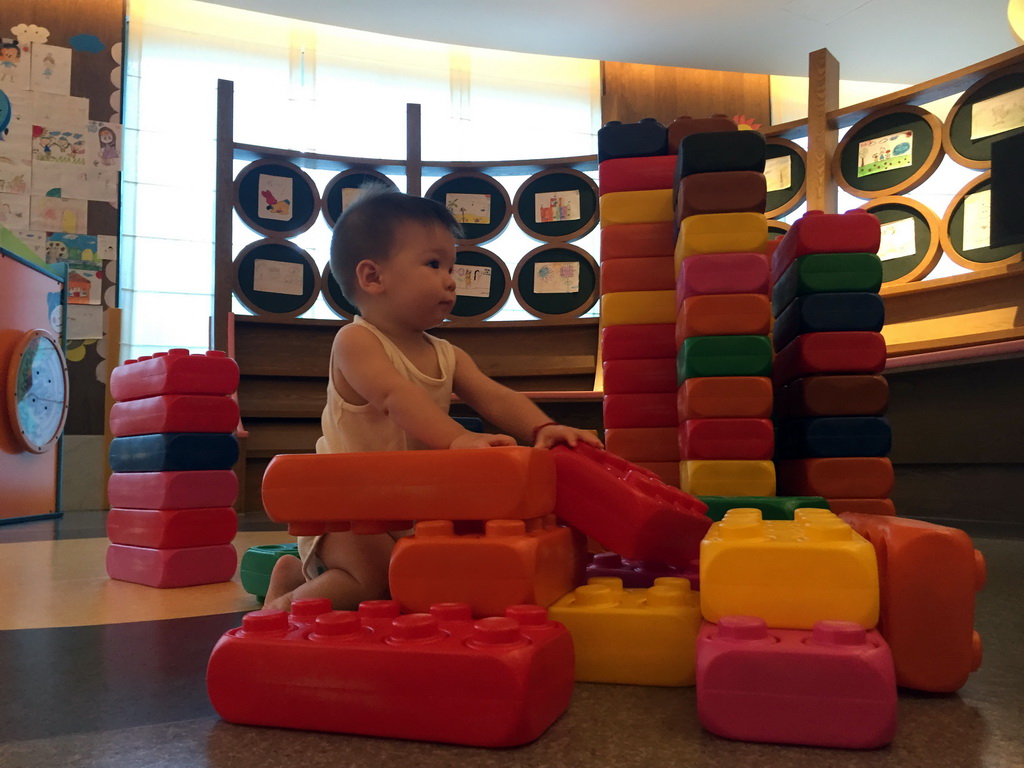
[597,118,669,163]
[675,131,766,183]
[773,292,886,351]
[775,417,892,459]
[453,416,484,433]
[109,433,240,472]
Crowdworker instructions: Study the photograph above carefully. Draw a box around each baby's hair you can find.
[330,185,463,307]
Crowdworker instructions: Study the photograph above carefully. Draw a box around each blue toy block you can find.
[772,292,885,351]
[108,432,239,472]
[775,416,893,459]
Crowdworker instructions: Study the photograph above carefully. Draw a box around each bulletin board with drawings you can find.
[1,0,126,436]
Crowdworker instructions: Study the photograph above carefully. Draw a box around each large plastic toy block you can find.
[601,323,677,361]
[676,293,771,342]
[110,349,239,402]
[240,543,300,603]
[771,251,883,316]
[605,427,680,462]
[775,416,893,459]
[674,130,766,180]
[698,495,829,522]
[775,374,889,419]
[262,446,556,537]
[604,393,678,429]
[598,117,668,162]
[679,459,776,496]
[551,443,709,568]
[600,189,675,226]
[677,335,773,381]
[107,469,239,510]
[598,155,676,194]
[676,251,770,302]
[677,376,773,420]
[679,418,774,461]
[772,292,885,351]
[586,553,695,589]
[700,508,879,629]
[206,601,575,747]
[633,460,685,487]
[388,517,579,617]
[601,222,676,259]
[696,616,897,749]
[839,513,985,692]
[106,506,238,549]
[601,290,676,327]
[770,209,882,283]
[666,115,737,150]
[674,212,768,273]
[675,170,767,222]
[600,255,675,294]
[776,457,894,498]
[603,358,677,394]
[106,542,238,588]
[827,498,896,516]
[772,331,887,386]
[550,577,702,686]
[108,433,239,473]
[110,394,239,437]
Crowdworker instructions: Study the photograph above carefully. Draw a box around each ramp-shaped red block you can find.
[679,418,774,461]
[110,349,239,402]
[603,358,677,394]
[261,447,556,536]
[773,331,887,386]
[676,251,770,304]
[770,209,882,283]
[389,517,580,617]
[604,393,678,429]
[697,616,897,749]
[776,457,894,498]
[106,542,237,588]
[598,155,676,194]
[677,376,773,420]
[676,293,771,342]
[839,513,985,693]
[601,222,676,259]
[110,394,239,437]
[206,601,575,747]
[107,470,239,510]
[551,443,709,568]
[107,506,238,549]
[601,255,675,294]
[675,170,767,223]
[601,324,677,361]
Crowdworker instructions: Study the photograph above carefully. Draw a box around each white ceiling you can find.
[209,0,1019,84]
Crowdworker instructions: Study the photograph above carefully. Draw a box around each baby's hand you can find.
[533,424,604,450]
[449,432,518,450]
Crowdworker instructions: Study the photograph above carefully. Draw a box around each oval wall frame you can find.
[234,159,321,238]
[942,63,1024,169]
[767,220,791,243]
[321,169,398,229]
[764,138,807,219]
[449,246,512,322]
[233,239,321,318]
[425,171,512,246]
[859,196,942,284]
[940,171,1022,270]
[512,167,599,243]
[512,244,599,320]
[320,262,358,319]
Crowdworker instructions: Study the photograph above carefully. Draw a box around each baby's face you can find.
[382,221,458,328]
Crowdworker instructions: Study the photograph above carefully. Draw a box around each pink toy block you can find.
[604,393,679,429]
[676,251,770,305]
[770,209,882,283]
[206,601,575,747]
[602,358,677,394]
[598,155,676,194]
[106,506,238,548]
[110,394,240,437]
[107,470,239,510]
[551,443,710,568]
[678,417,774,461]
[773,331,887,387]
[110,349,239,402]
[601,323,677,361]
[697,616,897,749]
[106,542,237,588]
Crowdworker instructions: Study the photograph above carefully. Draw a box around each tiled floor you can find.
[0,511,1022,768]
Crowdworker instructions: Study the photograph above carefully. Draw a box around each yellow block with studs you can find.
[675,212,768,274]
[679,459,776,496]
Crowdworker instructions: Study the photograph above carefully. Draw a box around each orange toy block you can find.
[839,513,985,692]
[677,376,773,420]
[601,256,675,294]
[827,498,896,516]
[601,222,676,259]
[261,447,555,536]
[389,517,581,617]
[675,293,771,343]
[606,427,680,463]
[776,457,895,499]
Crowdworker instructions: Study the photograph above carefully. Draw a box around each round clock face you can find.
[7,330,68,454]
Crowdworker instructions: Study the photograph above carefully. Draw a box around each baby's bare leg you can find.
[263,555,305,610]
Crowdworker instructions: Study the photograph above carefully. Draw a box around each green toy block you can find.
[771,252,883,317]
[697,495,831,522]
[677,335,773,382]
[240,543,299,603]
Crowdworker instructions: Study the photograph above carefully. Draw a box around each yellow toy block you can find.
[600,189,675,225]
[700,508,880,630]
[674,212,768,274]
[679,459,776,496]
[601,290,676,327]
[549,577,702,686]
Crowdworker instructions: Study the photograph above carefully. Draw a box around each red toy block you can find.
[773,331,887,387]
[775,374,889,418]
[827,498,896,516]
[602,358,677,394]
[675,170,767,223]
[696,616,897,749]
[600,255,675,294]
[632,461,682,487]
[600,222,676,259]
[839,513,985,693]
[770,209,882,283]
[776,457,894,498]
[675,293,771,343]
[666,115,737,150]
[261,447,555,536]
[605,427,680,462]
[107,470,239,510]
[206,601,575,747]
[679,418,774,461]
[676,251,770,304]
[677,376,773,420]
[106,542,238,588]
[601,324,677,361]
[110,394,239,437]
[603,393,679,429]
[106,506,238,549]
[551,443,709,568]
[110,349,239,402]
[598,155,676,194]
[389,517,580,617]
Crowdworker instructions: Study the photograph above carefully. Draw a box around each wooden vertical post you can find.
[212,79,234,352]
[406,103,422,197]
[807,49,839,213]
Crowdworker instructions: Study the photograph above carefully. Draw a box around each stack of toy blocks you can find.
[770,210,895,517]
[106,349,240,588]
